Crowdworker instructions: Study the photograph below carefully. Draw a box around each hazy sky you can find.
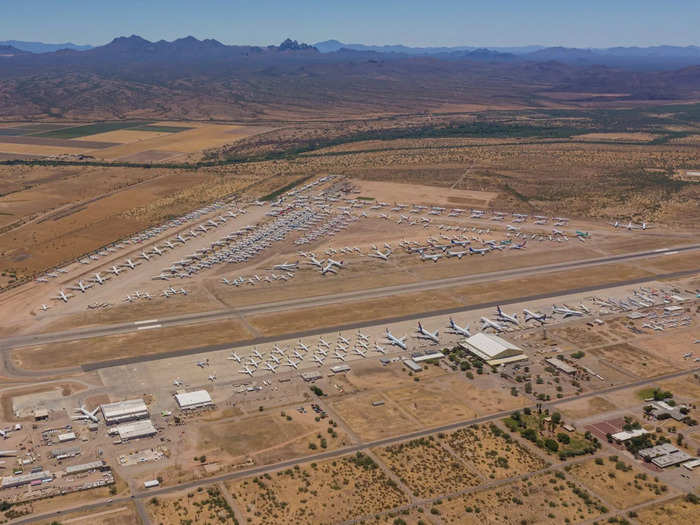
[2,0,698,47]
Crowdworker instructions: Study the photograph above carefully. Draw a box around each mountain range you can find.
[0,40,93,53]
[0,35,698,121]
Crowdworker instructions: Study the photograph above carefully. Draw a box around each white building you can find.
[460,333,528,366]
[101,399,149,425]
[174,390,213,410]
[113,419,157,441]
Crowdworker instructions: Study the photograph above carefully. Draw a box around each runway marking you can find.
[137,324,162,330]
[654,248,667,252]
[663,251,679,256]
[134,319,158,325]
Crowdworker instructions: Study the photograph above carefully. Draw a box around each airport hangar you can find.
[459,333,528,366]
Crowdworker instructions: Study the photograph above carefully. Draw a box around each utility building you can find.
[460,333,528,366]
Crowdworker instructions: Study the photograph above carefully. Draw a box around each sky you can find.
[1,0,698,48]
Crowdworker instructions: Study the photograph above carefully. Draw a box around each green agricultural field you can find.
[36,121,153,139]
[130,124,193,133]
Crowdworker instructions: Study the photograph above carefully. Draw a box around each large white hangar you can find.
[459,333,528,366]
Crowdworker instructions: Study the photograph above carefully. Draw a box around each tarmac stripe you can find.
[136,324,162,330]
[134,319,159,325]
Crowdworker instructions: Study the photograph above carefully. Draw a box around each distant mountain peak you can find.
[278,38,317,52]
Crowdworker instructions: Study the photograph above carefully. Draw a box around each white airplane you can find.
[273,261,299,271]
[108,265,122,275]
[357,331,369,341]
[293,350,304,360]
[313,355,325,366]
[506,225,520,232]
[318,337,330,348]
[496,305,519,325]
[151,246,164,256]
[416,322,440,343]
[263,362,278,373]
[73,406,99,423]
[523,309,547,323]
[333,351,346,361]
[327,258,344,268]
[90,273,109,284]
[321,263,337,275]
[273,344,286,356]
[510,240,527,250]
[297,341,310,352]
[338,334,350,345]
[269,354,281,364]
[196,359,209,368]
[308,256,325,268]
[121,259,140,269]
[284,359,300,369]
[245,357,259,368]
[447,318,471,337]
[316,347,328,357]
[70,280,94,293]
[421,253,442,263]
[353,347,367,358]
[175,234,188,244]
[385,329,407,350]
[552,304,585,317]
[240,366,255,377]
[480,317,504,332]
[39,304,51,312]
[469,247,489,255]
[369,249,392,261]
[227,352,242,363]
[35,277,48,283]
[447,250,467,259]
[374,343,387,354]
[252,348,264,360]
[139,252,151,261]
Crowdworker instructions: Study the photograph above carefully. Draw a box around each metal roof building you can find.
[174,390,213,410]
[403,359,422,372]
[65,460,106,475]
[460,333,528,366]
[545,357,576,375]
[330,364,351,374]
[611,428,649,442]
[101,399,149,425]
[1,470,52,489]
[114,419,157,441]
[412,351,445,363]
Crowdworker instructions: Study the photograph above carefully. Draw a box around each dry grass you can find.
[374,436,481,497]
[227,454,407,524]
[567,457,674,509]
[445,423,548,480]
[147,485,237,524]
[636,496,700,524]
[433,471,606,524]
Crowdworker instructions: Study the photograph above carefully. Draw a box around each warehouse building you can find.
[101,399,149,425]
[1,470,53,489]
[403,359,422,372]
[611,428,648,443]
[174,390,213,410]
[330,364,351,374]
[411,351,445,363]
[460,333,528,366]
[111,419,157,441]
[300,371,322,382]
[65,460,107,475]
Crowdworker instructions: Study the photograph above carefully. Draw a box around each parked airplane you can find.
[321,263,337,275]
[333,351,346,361]
[252,348,264,360]
[273,261,299,271]
[108,265,122,276]
[285,359,300,369]
[312,355,325,366]
[121,259,140,269]
[353,347,367,358]
[416,322,440,343]
[421,253,443,263]
[338,334,350,345]
[70,280,94,293]
[39,304,51,311]
[263,362,278,373]
[496,305,519,325]
[297,341,309,353]
[227,352,241,363]
[385,329,408,350]
[552,304,585,317]
[447,318,471,337]
[139,252,151,261]
[446,250,467,259]
[469,246,489,255]
[480,317,504,332]
[318,337,330,348]
[357,331,369,341]
[196,359,209,368]
[374,343,387,354]
[240,366,255,377]
[73,406,99,423]
[269,354,281,364]
[369,249,392,261]
[523,309,547,323]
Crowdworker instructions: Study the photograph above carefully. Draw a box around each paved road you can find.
[3,243,698,352]
[10,364,700,525]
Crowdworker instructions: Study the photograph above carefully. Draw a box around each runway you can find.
[2,243,697,354]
